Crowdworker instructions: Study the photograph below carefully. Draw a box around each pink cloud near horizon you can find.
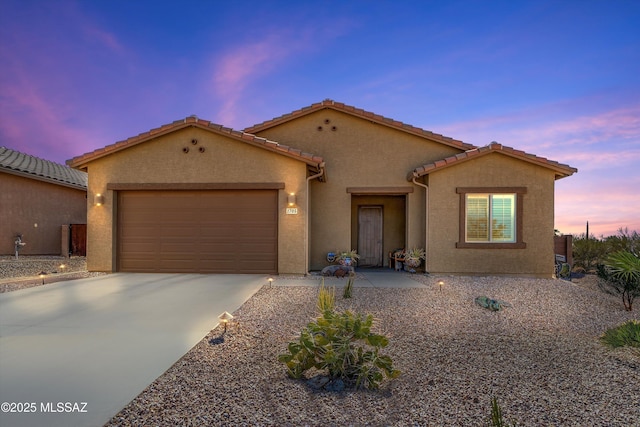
[433,101,640,238]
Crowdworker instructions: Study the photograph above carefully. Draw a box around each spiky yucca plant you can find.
[317,278,335,314]
[597,250,640,311]
[343,271,355,298]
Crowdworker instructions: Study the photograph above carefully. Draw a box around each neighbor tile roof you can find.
[409,142,578,180]
[1,146,87,190]
[67,116,325,172]
[244,99,477,151]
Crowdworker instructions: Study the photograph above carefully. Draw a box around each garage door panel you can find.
[118,190,278,273]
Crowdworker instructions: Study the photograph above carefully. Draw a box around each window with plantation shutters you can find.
[466,194,489,241]
[465,194,515,242]
[457,187,526,249]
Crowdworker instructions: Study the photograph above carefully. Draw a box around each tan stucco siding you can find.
[0,172,86,255]
[84,127,308,273]
[427,153,557,277]
[254,110,463,270]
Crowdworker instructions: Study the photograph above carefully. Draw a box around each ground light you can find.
[218,311,234,332]
[39,271,47,285]
[268,277,274,288]
[438,280,444,293]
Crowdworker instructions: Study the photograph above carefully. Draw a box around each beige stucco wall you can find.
[0,172,86,255]
[254,109,463,270]
[83,126,309,273]
[427,153,557,277]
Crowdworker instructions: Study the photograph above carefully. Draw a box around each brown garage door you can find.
[117,190,277,273]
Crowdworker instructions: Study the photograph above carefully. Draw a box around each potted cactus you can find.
[404,247,425,268]
[337,250,361,267]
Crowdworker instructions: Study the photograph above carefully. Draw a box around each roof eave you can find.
[67,119,325,171]
[1,168,87,191]
[409,147,577,180]
[245,100,476,152]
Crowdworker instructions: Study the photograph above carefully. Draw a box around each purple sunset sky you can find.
[1,0,638,237]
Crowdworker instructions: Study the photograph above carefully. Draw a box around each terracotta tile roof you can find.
[244,99,476,151]
[409,142,578,180]
[1,146,87,190]
[67,116,325,173]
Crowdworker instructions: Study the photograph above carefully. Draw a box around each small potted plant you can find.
[404,247,425,268]
[337,250,361,267]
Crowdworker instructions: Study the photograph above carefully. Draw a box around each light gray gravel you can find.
[0,256,104,293]
[106,274,639,427]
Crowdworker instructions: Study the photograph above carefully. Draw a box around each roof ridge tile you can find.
[67,117,325,170]
[410,141,577,180]
[244,100,476,151]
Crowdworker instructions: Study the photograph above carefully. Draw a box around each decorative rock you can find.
[306,375,330,390]
[324,378,345,392]
[320,265,352,277]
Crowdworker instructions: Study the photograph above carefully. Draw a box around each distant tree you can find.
[572,233,607,271]
[604,228,640,256]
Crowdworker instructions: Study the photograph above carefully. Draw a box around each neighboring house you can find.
[67,100,577,277]
[1,147,87,256]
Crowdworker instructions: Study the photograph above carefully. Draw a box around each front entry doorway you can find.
[358,206,383,267]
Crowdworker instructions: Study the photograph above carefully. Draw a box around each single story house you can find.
[68,100,577,277]
[1,146,87,256]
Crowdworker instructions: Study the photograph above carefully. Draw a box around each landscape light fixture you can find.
[39,271,47,285]
[218,311,234,332]
[59,264,66,272]
[268,277,274,288]
[438,280,444,293]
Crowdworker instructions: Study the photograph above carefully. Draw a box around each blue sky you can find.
[1,0,638,237]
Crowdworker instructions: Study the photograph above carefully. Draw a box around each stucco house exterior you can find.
[68,100,576,277]
[1,146,87,256]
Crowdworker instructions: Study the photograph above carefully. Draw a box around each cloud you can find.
[555,174,640,237]
[81,25,126,56]
[210,35,291,126]
[208,17,354,128]
[435,102,640,151]
[432,100,640,238]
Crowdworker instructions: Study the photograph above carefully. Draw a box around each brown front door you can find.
[117,190,278,274]
[358,206,383,267]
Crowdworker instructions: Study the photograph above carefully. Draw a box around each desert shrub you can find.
[601,320,640,349]
[343,271,355,298]
[316,278,335,313]
[489,397,517,426]
[572,234,607,271]
[604,228,640,255]
[278,309,400,390]
[597,250,640,311]
[573,228,640,272]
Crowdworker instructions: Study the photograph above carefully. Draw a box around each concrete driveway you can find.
[0,273,265,427]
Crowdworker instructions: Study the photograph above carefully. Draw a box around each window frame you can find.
[456,187,527,249]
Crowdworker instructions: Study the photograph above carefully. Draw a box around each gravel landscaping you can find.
[0,256,104,293]
[104,274,639,427]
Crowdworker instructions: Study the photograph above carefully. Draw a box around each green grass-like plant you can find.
[316,278,335,314]
[489,397,517,427]
[601,320,640,348]
[343,271,355,298]
[278,309,400,390]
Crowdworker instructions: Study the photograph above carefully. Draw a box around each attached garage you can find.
[117,189,278,273]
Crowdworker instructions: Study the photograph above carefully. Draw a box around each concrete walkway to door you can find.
[272,269,427,288]
[0,273,265,427]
